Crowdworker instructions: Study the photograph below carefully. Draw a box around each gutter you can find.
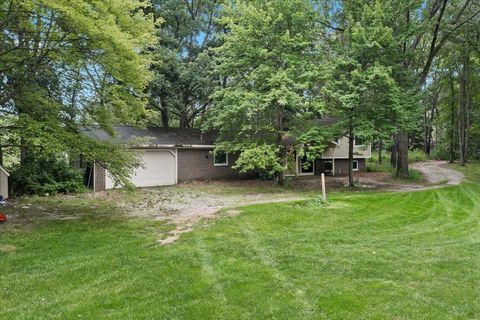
[131,144,216,149]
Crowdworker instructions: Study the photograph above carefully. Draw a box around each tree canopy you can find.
[1,0,479,192]
[0,0,156,184]
[203,0,327,184]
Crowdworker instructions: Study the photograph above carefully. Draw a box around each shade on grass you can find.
[1,164,479,319]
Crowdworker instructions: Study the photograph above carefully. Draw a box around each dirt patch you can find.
[121,162,464,244]
[0,244,16,254]
[104,182,307,245]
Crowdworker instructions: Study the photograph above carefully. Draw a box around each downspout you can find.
[175,148,178,184]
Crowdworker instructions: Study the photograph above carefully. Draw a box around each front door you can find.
[324,160,333,175]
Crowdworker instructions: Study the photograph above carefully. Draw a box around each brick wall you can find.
[94,163,106,192]
[177,149,255,182]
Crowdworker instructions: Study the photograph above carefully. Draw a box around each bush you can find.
[372,149,431,165]
[366,160,391,173]
[408,149,428,163]
[10,155,84,196]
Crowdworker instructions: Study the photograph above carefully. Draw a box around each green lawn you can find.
[1,164,480,319]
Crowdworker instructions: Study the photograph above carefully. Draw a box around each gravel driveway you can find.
[411,161,464,185]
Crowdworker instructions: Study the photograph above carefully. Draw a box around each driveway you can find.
[116,161,464,244]
[411,161,464,185]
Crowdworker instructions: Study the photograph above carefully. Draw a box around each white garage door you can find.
[132,149,176,187]
[106,149,176,189]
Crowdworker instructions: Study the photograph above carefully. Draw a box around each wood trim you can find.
[0,165,9,177]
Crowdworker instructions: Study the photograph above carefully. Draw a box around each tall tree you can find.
[0,0,156,183]
[391,0,480,177]
[204,0,325,185]
[324,0,404,186]
[148,0,223,128]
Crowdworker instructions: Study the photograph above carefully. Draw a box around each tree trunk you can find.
[394,130,409,178]
[449,74,456,163]
[423,108,429,154]
[390,136,397,168]
[458,53,469,166]
[160,108,169,128]
[348,122,354,187]
[20,136,28,166]
[276,108,285,186]
[277,145,286,186]
[378,139,383,164]
[179,113,192,128]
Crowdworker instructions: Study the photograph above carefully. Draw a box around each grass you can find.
[367,159,425,184]
[383,168,425,184]
[1,163,480,319]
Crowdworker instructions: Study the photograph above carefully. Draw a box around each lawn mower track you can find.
[153,161,463,245]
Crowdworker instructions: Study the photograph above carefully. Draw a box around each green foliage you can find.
[10,155,84,196]
[204,0,326,175]
[385,168,424,183]
[408,149,428,163]
[0,0,156,184]
[147,0,222,127]
[366,160,391,173]
[323,1,407,144]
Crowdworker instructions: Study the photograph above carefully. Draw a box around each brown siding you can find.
[177,149,254,182]
[333,159,366,176]
[94,163,106,192]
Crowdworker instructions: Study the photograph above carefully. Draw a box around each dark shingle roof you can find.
[85,126,216,147]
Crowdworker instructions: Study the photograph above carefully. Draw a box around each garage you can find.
[106,149,177,189]
[0,165,9,199]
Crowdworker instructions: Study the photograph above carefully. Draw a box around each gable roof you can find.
[86,126,216,148]
[0,165,9,177]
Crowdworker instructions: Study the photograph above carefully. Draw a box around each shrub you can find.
[408,149,428,163]
[366,160,391,172]
[10,155,84,196]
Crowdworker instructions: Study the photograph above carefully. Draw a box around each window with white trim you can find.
[214,152,228,166]
[354,137,365,146]
[352,160,359,171]
[299,155,314,175]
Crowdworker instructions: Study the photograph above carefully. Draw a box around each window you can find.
[214,152,228,166]
[299,155,314,175]
[354,137,365,146]
[324,160,333,173]
[353,160,359,171]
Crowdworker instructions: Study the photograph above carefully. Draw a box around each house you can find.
[88,127,254,192]
[0,165,9,199]
[88,127,371,191]
[292,136,371,177]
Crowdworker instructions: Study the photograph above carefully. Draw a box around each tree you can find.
[391,0,480,177]
[147,0,223,128]
[430,11,479,164]
[0,0,156,184]
[323,1,404,186]
[204,0,326,185]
